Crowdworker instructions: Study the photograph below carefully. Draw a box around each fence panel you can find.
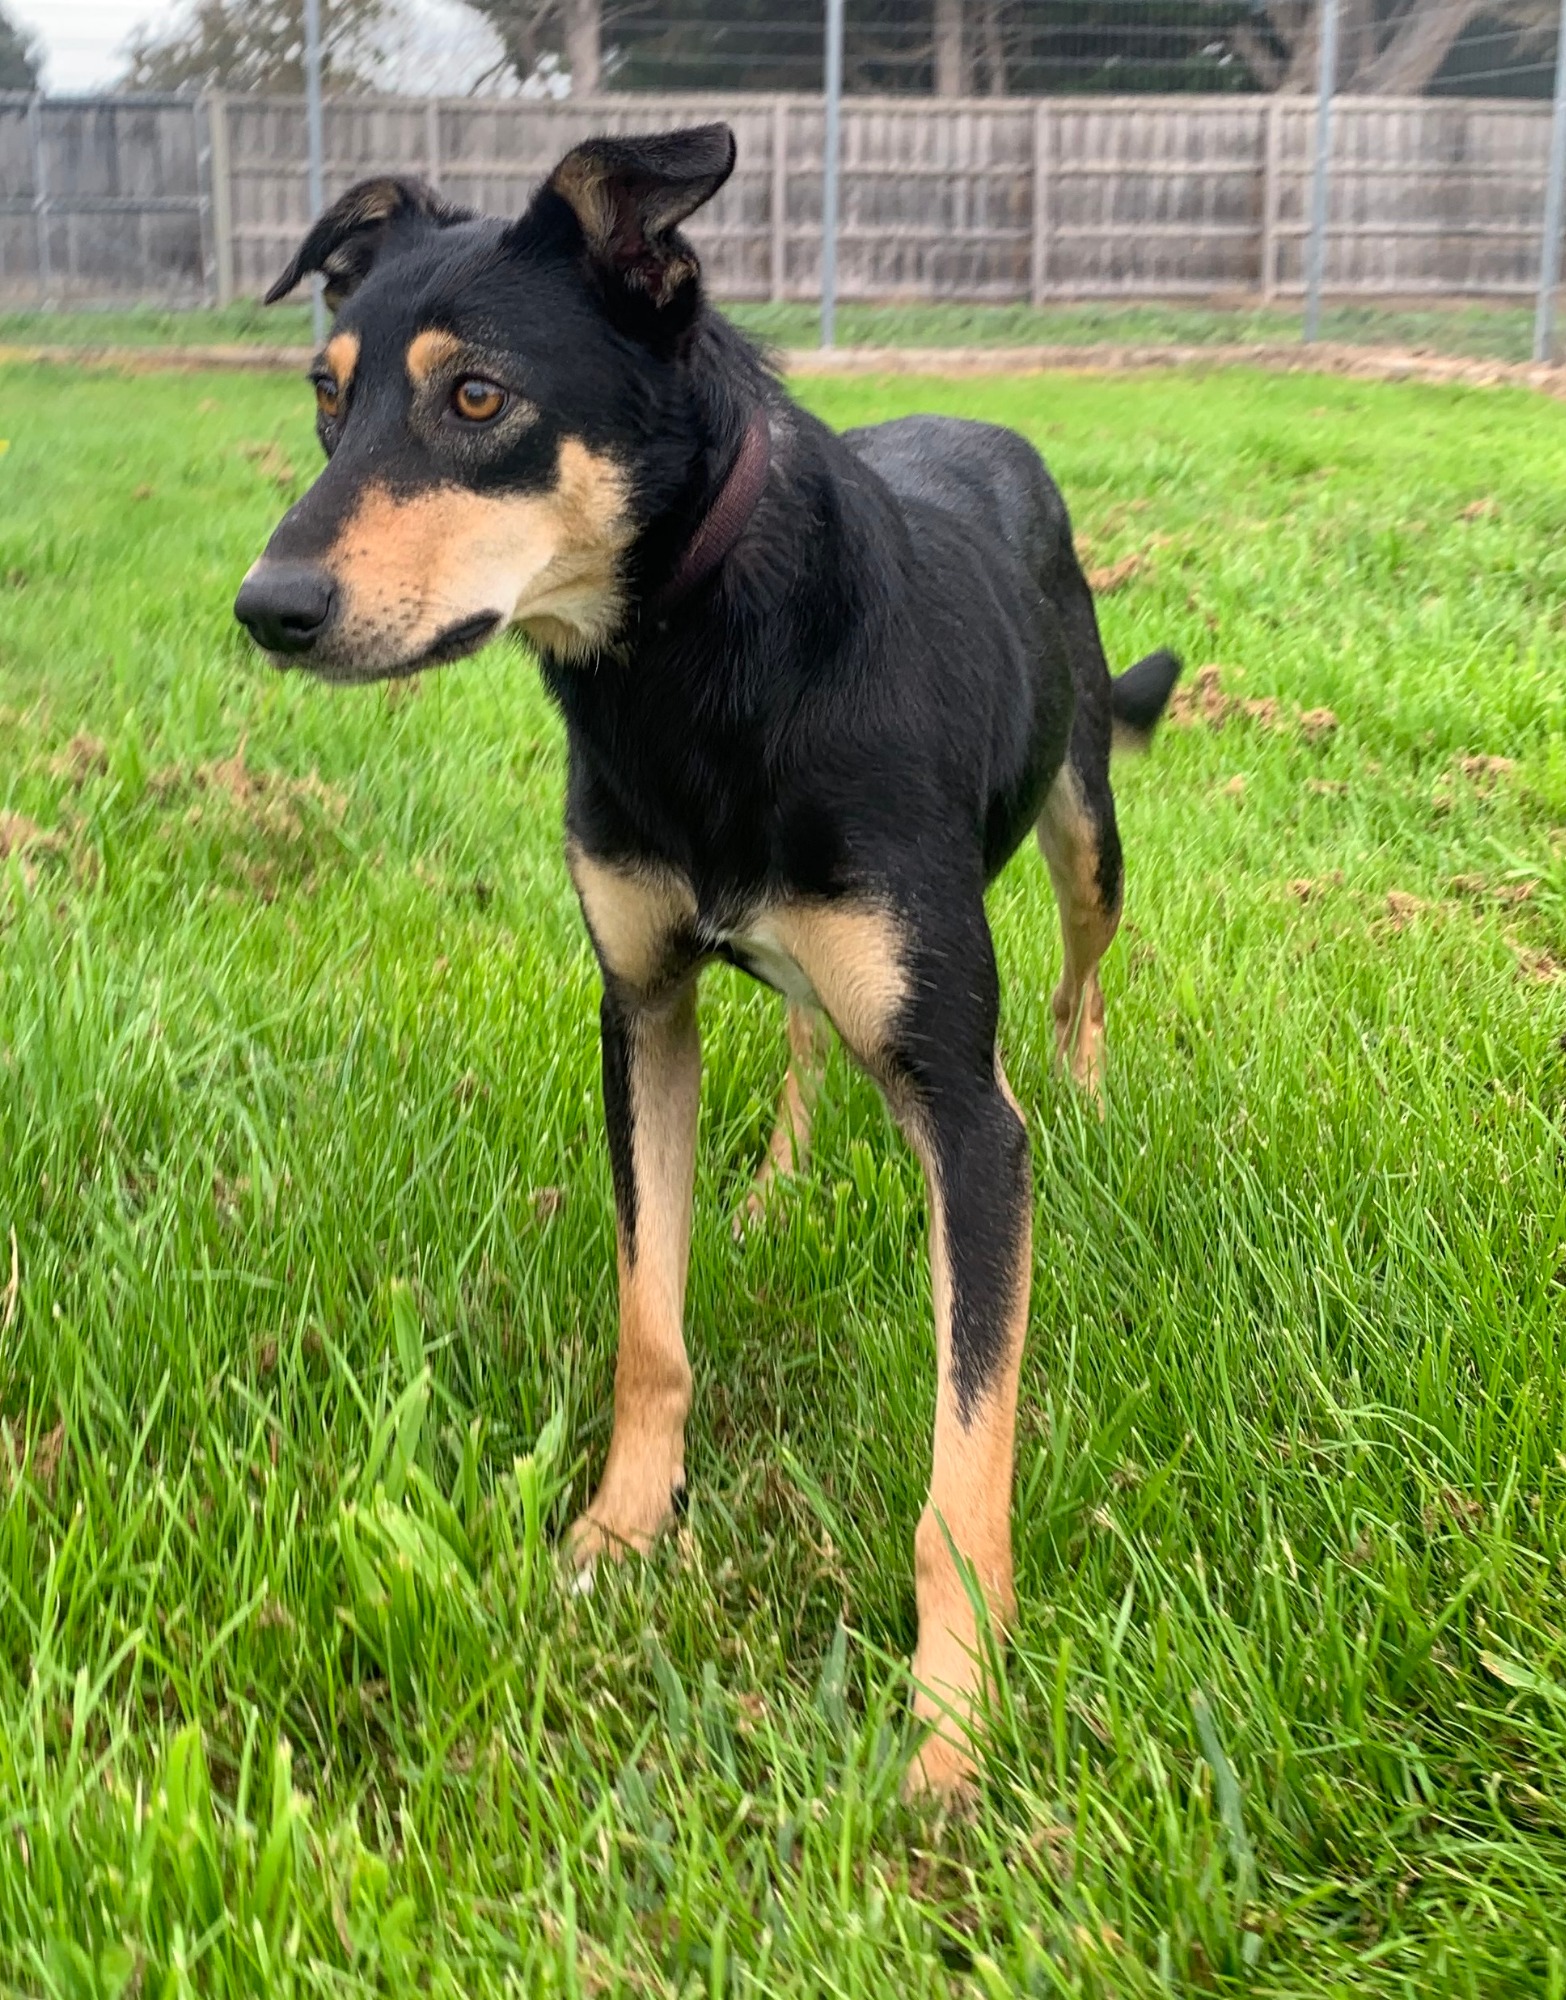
[3,88,1565,312]
[0,93,208,305]
[1040,96,1269,296]
[225,94,778,301]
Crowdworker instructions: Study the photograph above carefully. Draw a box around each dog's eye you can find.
[453,378,507,423]
[314,375,341,421]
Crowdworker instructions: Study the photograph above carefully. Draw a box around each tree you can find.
[460,0,601,91]
[119,0,388,93]
[1227,0,1557,95]
[0,2,41,89]
[460,0,1556,99]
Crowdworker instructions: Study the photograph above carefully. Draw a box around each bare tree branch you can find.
[1353,0,1486,92]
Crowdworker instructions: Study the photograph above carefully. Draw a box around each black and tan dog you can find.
[235,124,1180,1799]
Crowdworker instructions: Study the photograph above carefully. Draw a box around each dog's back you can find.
[843,415,1073,601]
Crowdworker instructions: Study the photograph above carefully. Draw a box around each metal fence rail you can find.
[4,87,1566,334]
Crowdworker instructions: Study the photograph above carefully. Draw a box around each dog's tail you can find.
[1110,648,1182,752]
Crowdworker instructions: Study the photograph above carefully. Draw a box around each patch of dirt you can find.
[49,733,108,786]
[150,741,348,841]
[1299,707,1339,744]
[1451,874,1536,906]
[146,743,349,902]
[1287,873,1343,903]
[1423,1488,1483,1534]
[1385,890,1425,930]
[1459,495,1500,521]
[0,1418,65,1498]
[1087,550,1146,594]
[1308,777,1349,796]
[1512,943,1563,983]
[239,439,298,489]
[1218,773,1247,798]
[1458,754,1514,789]
[1166,665,1295,734]
[0,811,68,889]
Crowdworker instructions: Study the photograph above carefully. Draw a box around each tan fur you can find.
[545,155,697,307]
[323,331,360,395]
[320,439,633,669]
[568,846,698,995]
[568,982,701,1564]
[405,327,461,386]
[1037,766,1119,1102]
[739,1002,830,1230]
[752,903,910,1073]
[905,1062,1030,1800]
[548,154,614,254]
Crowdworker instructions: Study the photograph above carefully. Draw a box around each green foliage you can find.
[1,353,1565,1990]
[118,0,386,94]
[0,1,40,89]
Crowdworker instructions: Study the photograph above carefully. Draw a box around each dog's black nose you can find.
[234,565,336,655]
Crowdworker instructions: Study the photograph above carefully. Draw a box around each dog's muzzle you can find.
[234,562,337,658]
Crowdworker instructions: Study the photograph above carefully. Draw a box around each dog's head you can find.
[233,124,736,681]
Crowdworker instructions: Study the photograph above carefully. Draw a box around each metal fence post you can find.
[1534,0,1566,362]
[207,92,235,306]
[26,92,51,305]
[303,0,327,344]
[1303,0,1341,344]
[820,0,845,348]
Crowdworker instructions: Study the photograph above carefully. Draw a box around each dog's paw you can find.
[731,1184,772,1240]
[565,1481,685,1571]
[903,1727,979,1810]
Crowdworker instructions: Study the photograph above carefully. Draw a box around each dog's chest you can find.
[567,843,823,1007]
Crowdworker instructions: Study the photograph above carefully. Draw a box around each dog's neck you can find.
[649,407,772,616]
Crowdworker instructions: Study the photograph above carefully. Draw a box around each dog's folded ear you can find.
[526,124,736,331]
[265,176,471,310]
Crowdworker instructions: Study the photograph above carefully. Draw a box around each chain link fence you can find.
[4,1,1566,358]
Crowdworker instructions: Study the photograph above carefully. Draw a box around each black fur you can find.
[239,125,1182,1481]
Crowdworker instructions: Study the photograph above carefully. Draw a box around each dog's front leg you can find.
[904,1057,1031,1802]
[568,974,701,1568]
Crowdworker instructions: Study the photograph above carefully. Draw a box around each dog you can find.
[234,123,1181,1800]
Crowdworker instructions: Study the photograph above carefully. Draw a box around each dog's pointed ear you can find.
[529,124,736,318]
[265,175,471,310]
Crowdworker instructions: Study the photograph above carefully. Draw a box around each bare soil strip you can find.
[3,338,1566,396]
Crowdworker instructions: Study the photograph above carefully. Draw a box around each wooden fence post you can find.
[1261,95,1282,299]
[207,91,234,306]
[425,96,441,187]
[771,95,788,302]
[27,92,50,303]
[1030,98,1050,306]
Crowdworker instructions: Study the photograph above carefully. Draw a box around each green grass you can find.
[2,353,1566,1995]
[1,293,1554,361]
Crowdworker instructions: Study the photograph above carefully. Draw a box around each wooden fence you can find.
[2,88,1561,309]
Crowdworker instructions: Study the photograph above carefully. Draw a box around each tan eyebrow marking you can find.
[323,330,360,391]
[406,328,463,386]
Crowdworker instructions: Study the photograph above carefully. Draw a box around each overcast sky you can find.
[15,0,506,91]
[14,0,153,89]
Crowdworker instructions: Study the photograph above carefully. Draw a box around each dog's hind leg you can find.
[568,974,701,1568]
[737,1001,830,1233]
[764,896,1030,1802]
[1036,759,1122,1104]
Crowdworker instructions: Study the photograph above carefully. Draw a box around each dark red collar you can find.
[650,408,772,616]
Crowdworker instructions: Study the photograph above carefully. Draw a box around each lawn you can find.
[1,353,1565,1995]
[0,293,1554,363]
